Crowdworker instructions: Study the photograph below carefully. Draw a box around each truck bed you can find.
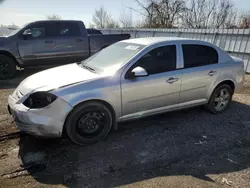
[89,34,130,55]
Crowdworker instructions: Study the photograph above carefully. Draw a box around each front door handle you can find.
[208,70,217,76]
[166,77,178,84]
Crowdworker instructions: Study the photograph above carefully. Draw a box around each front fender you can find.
[54,82,122,121]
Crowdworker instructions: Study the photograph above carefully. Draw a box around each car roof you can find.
[122,37,200,46]
[32,20,82,24]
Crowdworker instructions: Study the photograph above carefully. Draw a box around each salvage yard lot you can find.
[0,69,250,188]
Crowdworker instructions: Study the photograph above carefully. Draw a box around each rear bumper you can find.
[8,95,73,137]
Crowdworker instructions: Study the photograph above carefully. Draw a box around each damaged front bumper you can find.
[8,94,73,137]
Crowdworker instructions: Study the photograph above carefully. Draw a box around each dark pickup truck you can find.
[0,20,130,79]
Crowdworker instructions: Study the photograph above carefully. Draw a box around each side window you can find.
[131,45,176,75]
[55,22,81,37]
[22,23,50,39]
[182,44,218,68]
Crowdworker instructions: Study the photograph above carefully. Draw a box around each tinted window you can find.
[131,45,176,75]
[22,23,51,39]
[182,44,218,68]
[55,22,81,37]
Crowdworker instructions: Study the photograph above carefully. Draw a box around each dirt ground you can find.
[0,68,250,188]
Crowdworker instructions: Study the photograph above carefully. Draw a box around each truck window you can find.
[22,23,51,39]
[55,22,81,37]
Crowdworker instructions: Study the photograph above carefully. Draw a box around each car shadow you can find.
[18,101,250,187]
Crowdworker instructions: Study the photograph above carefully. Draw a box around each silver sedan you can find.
[8,37,245,145]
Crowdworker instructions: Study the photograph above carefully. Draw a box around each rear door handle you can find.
[76,39,83,42]
[208,70,217,76]
[44,40,53,43]
[166,77,178,84]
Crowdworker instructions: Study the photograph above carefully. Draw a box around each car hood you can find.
[17,63,101,95]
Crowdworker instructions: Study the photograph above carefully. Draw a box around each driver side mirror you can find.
[127,66,148,79]
[22,29,32,39]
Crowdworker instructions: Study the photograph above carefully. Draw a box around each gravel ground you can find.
[0,68,250,188]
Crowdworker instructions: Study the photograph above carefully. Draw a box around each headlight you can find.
[23,92,57,109]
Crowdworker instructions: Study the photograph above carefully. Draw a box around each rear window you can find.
[55,22,81,37]
[182,44,218,68]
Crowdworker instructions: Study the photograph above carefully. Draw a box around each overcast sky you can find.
[0,0,250,26]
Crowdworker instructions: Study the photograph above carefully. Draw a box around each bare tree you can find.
[119,10,133,28]
[92,6,119,28]
[212,0,235,28]
[92,6,111,28]
[88,22,95,28]
[239,12,250,28]
[180,0,235,28]
[127,0,185,28]
[106,20,120,28]
[180,0,216,28]
[0,23,19,30]
[46,14,62,20]
[133,19,147,28]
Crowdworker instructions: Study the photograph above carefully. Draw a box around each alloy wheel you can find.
[214,88,230,111]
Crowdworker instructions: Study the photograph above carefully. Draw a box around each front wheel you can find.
[65,102,113,145]
[0,55,16,80]
[206,84,233,114]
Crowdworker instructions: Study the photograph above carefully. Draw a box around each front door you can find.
[121,45,182,119]
[17,22,56,66]
[52,22,89,64]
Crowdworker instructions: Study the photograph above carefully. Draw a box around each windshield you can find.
[82,42,145,72]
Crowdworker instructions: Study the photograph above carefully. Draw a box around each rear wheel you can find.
[206,84,233,114]
[0,55,16,80]
[65,102,112,145]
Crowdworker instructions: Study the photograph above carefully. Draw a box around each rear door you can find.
[17,22,56,66]
[52,21,89,64]
[179,44,220,104]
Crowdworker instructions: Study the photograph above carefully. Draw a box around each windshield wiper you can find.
[79,64,96,73]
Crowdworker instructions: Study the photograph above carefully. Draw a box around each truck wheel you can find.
[206,84,233,114]
[0,55,16,79]
[65,102,113,145]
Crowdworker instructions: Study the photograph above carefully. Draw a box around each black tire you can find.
[0,55,16,80]
[206,84,233,114]
[65,102,113,145]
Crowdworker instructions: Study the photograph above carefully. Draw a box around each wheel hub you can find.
[78,112,103,134]
[214,88,230,111]
[0,61,8,74]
